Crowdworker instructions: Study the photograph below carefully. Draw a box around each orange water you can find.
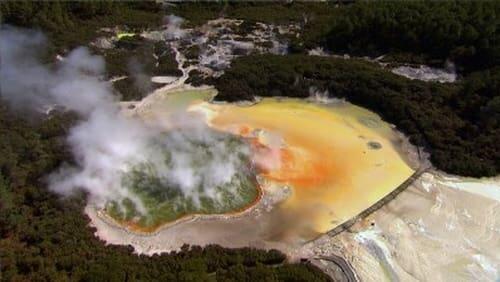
[192,97,414,233]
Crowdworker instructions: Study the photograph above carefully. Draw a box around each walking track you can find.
[326,166,429,238]
[309,165,430,281]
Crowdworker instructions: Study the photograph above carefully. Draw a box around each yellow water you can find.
[192,97,414,234]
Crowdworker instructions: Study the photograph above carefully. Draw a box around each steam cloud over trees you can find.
[0,26,256,216]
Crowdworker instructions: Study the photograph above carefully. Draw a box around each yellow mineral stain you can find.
[194,97,414,233]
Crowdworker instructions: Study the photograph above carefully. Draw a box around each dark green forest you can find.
[215,55,500,177]
[0,1,163,51]
[314,1,500,73]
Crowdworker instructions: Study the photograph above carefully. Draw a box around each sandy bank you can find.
[297,170,500,281]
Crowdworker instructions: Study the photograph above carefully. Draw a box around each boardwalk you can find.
[326,166,428,237]
[307,166,429,281]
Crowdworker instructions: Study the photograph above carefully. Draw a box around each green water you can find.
[106,132,259,230]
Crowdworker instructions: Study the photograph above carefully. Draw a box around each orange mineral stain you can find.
[193,97,414,233]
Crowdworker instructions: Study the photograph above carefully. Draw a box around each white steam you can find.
[0,25,251,211]
[307,86,346,105]
[163,15,186,40]
[128,57,152,95]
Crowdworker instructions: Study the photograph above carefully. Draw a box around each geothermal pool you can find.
[106,88,414,242]
[194,95,415,234]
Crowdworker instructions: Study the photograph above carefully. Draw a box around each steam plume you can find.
[0,25,250,212]
[163,15,186,40]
